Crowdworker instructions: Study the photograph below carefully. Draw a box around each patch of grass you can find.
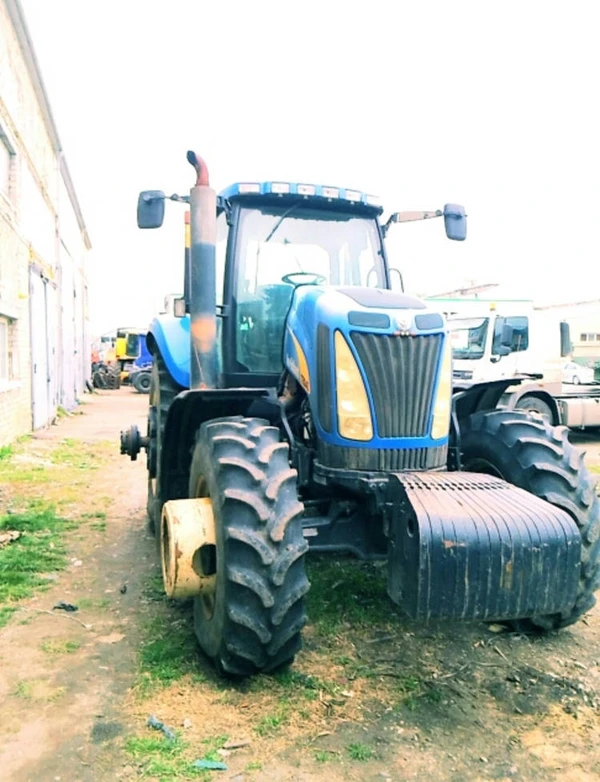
[0,437,114,626]
[56,406,68,419]
[40,639,81,654]
[0,605,17,628]
[306,558,392,635]
[346,742,375,761]
[13,680,34,699]
[137,611,200,693]
[125,735,204,781]
[0,505,69,611]
[254,709,288,737]
[91,521,107,532]
[125,734,227,781]
[0,445,13,461]
[315,749,340,763]
[246,761,263,772]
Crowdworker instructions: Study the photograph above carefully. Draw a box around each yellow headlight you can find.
[431,335,453,440]
[334,331,373,441]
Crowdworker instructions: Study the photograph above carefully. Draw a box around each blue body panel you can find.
[284,287,449,451]
[149,314,191,388]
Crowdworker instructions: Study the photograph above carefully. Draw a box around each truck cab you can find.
[426,296,573,423]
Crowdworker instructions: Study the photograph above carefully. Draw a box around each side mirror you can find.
[137,190,166,229]
[560,321,572,357]
[443,204,467,241]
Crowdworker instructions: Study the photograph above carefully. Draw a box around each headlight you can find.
[334,331,373,441]
[431,336,453,440]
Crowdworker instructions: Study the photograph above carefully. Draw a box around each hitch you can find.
[120,424,148,461]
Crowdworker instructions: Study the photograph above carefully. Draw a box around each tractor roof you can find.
[218,181,384,216]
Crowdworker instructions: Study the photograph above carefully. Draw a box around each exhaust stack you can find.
[187,151,217,390]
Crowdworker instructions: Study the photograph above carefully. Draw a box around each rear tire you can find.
[460,410,600,631]
[189,416,309,677]
[146,354,182,535]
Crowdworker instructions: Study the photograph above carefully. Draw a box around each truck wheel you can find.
[460,410,600,631]
[189,416,309,677]
[147,354,182,535]
[514,395,554,424]
[133,371,152,394]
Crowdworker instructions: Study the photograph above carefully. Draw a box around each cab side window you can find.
[493,316,529,353]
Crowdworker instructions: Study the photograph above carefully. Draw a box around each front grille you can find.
[351,333,442,437]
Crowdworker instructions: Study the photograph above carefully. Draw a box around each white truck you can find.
[426,297,600,429]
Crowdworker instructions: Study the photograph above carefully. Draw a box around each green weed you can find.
[254,710,288,736]
[346,742,375,761]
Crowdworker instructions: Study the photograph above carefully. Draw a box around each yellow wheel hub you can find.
[161,498,216,599]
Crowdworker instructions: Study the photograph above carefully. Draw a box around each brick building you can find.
[0,0,91,446]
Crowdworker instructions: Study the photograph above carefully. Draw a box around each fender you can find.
[147,315,191,388]
[158,387,277,503]
[452,377,526,423]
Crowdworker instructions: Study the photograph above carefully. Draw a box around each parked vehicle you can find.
[427,297,600,429]
[563,361,595,385]
[120,150,600,678]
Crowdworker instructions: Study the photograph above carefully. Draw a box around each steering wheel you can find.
[281,272,327,286]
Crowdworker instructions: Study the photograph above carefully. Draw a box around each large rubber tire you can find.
[189,416,309,677]
[460,410,600,631]
[514,394,554,424]
[147,354,182,535]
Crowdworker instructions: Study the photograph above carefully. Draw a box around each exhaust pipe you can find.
[187,151,217,390]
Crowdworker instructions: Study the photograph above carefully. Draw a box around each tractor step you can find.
[386,471,581,622]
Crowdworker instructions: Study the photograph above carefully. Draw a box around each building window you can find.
[580,333,600,343]
[0,317,9,383]
[0,133,15,201]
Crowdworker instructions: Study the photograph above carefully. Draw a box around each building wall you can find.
[0,0,90,447]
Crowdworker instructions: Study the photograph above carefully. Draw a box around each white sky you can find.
[19,0,600,336]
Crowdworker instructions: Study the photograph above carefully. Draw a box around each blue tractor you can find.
[121,151,600,678]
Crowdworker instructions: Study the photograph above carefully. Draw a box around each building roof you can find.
[4,0,91,249]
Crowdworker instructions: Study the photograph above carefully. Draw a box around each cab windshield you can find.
[234,203,386,373]
[448,316,489,360]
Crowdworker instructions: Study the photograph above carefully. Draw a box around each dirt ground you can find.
[1,390,600,782]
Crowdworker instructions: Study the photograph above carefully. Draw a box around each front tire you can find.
[189,416,309,677]
[460,410,600,631]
